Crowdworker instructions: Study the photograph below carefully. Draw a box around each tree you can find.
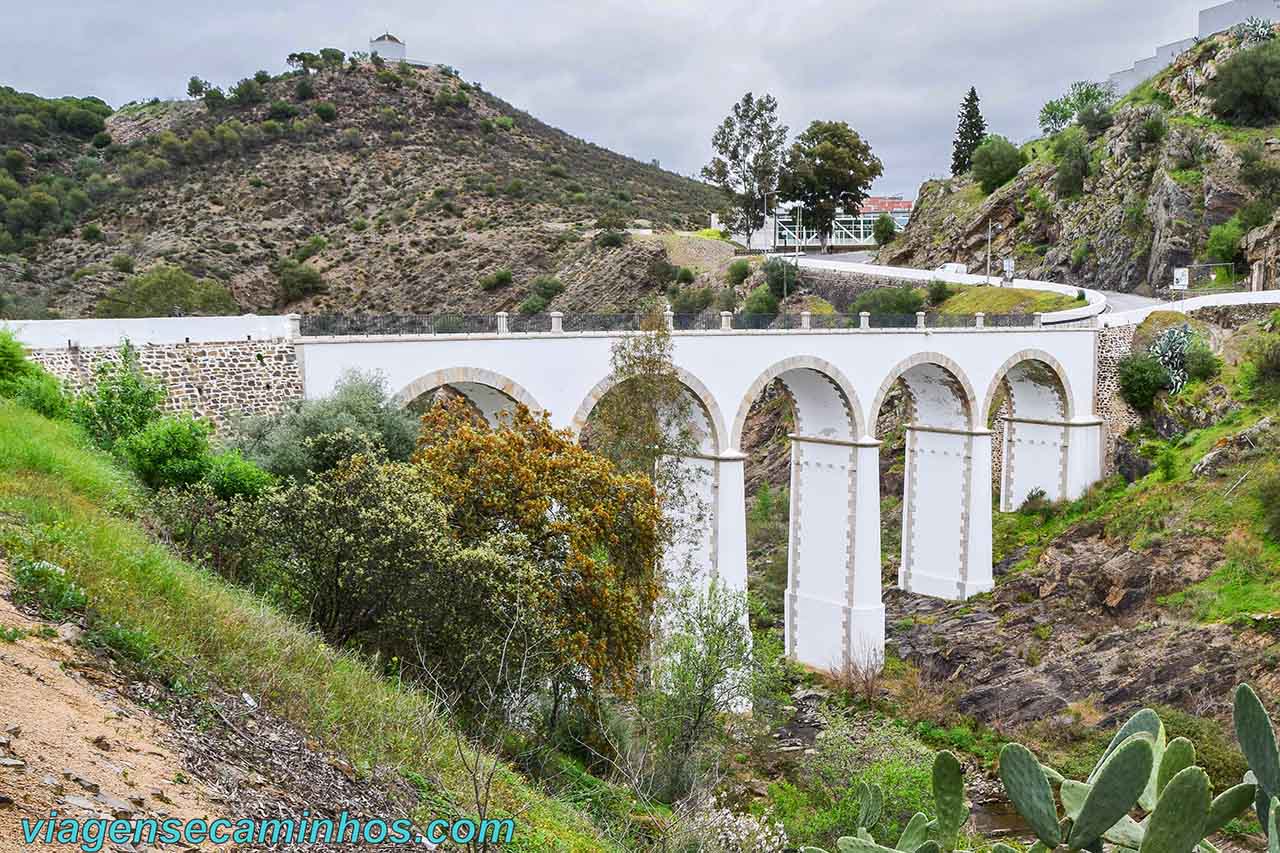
[95,264,238,318]
[778,120,883,252]
[186,76,209,98]
[1040,80,1118,134]
[1208,40,1280,125]
[701,93,788,249]
[1039,98,1074,135]
[951,87,987,175]
[586,307,710,582]
[971,134,1026,194]
[872,212,897,247]
[1052,127,1090,197]
[70,341,165,450]
[414,398,662,701]
[230,371,418,480]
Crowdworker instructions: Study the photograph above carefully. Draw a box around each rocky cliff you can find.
[879,30,1280,294]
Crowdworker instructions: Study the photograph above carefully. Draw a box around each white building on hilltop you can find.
[1109,0,1280,96]
[369,32,406,62]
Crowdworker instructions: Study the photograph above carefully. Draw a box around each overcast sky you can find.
[1,0,1215,197]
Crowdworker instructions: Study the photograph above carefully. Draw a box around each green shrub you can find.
[71,342,165,450]
[8,371,70,420]
[763,257,800,299]
[295,77,315,101]
[1249,332,1280,389]
[203,450,273,500]
[743,283,779,316]
[669,287,715,315]
[852,286,924,316]
[726,259,751,286]
[231,372,417,480]
[716,287,737,312]
[1205,216,1245,265]
[873,212,897,247]
[96,265,237,318]
[268,99,299,121]
[1184,339,1221,381]
[478,268,513,290]
[518,294,547,315]
[110,254,135,273]
[1078,103,1114,137]
[529,275,564,301]
[81,223,104,242]
[676,266,696,284]
[1209,39,1280,125]
[313,102,337,122]
[1117,352,1172,410]
[971,135,1026,193]
[1155,447,1178,481]
[927,280,952,306]
[115,414,213,490]
[1052,127,1090,196]
[594,229,627,248]
[276,258,326,302]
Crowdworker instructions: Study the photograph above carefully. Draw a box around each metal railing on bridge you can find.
[297,310,1067,337]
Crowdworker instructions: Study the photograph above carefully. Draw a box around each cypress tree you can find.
[952,87,987,176]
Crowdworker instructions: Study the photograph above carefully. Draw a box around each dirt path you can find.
[0,565,227,850]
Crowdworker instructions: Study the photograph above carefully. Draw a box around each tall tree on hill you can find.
[702,92,788,249]
[778,120,883,253]
[952,87,987,175]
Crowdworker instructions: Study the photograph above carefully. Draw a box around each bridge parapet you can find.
[295,311,1085,338]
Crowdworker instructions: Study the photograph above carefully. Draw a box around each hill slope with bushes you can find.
[879,24,1280,294]
[0,54,725,319]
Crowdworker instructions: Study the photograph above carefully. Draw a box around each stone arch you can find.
[391,367,541,426]
[982,351,1076,511]
[869,352,980,432]
[570,366,728,455]
[730,356,866,448]
[980,349,1075,425]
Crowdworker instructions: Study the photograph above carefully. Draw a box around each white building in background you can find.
[712,196,914,251]
[369,32,406,62]
[1109,0,1280,96]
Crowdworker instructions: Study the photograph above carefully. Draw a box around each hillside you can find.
[0,401,618,849]
[0,56,726,318]
[879,27,1280,294]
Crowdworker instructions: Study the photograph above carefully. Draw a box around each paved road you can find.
[792,252,1168,314]
[1099,291,1163,312]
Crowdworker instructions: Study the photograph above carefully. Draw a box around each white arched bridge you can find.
[295,310,1104,670]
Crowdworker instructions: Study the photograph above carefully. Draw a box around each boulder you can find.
[1114,439,1152,483]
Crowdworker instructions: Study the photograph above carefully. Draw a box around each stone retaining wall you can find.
[802,268,920,311]
[27,340,303,429]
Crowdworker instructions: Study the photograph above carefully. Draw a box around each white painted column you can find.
[714,451,748,594]
[848,440,886,668]
[1063,418,1104,500]
[901,426,993,600]
[963,430,994,597]
[785,435,884,672]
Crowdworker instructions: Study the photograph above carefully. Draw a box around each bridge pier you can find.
[998,417,1104,510]
[784,434,885,672]
[900,426,993,600]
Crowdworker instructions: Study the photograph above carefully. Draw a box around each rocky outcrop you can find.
[878,31,1276,294]
[887,526,1259,725]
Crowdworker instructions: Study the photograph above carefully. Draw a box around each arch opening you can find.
[871,355,985,601]
[984,354,1073,512]
[392,367,540,428]
[735,358,873,670]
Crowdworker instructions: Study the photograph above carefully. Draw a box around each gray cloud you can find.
[1,0,1211,195]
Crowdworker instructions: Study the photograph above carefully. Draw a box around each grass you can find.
[935,285,1081,316]
[0,402,613,851]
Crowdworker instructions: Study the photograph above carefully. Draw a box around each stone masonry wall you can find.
[1096,324,1142,475]
[802,268,915,311]
[27,340,303,429]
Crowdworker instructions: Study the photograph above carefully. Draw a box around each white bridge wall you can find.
[298,326,1101,671]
